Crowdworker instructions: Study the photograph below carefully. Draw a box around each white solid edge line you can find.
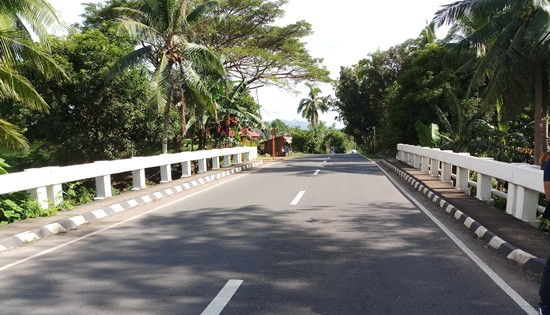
[313,170,320,176]
[290,191,306,206]
[0,163,267,272]
[200,279,243,315]
[375,164,538,315]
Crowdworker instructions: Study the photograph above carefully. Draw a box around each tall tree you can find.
[108,0,226,153]
[0,0,68,150]
[434,0,550,165]
[297,83,330,130]
[196,0,331,89]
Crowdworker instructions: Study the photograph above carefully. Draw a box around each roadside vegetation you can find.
[2,0,550,227]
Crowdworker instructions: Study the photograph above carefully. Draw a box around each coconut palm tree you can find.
[297,83,330,130]
[434,0,550,165]
[108,0,226,153]
[0,0,68,153]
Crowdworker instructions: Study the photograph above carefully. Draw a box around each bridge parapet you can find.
[0,147,257,208]
[397,144,543,223]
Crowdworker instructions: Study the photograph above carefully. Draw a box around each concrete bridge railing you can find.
[396,144,543,224]
[0,147,257,208]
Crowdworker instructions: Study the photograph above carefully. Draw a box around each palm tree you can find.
[434,0,550,165]
[108,0,226,154]
[297,83,330,130]
[0,0,68,151]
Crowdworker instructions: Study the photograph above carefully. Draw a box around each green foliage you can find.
[269,119,291,136]
[0,0,69,151]
[63,181,96,205]
[197,0,331,88]
[414,121,441,147]
[335,44,410,150]
[297,83,331,130]
[0,192,57,225]
[0,157,10,174]
[0,29,164,165]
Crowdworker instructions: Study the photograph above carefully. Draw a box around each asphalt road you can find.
[0,154,541,314]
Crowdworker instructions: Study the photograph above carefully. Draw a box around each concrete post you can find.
[421,156,430,172]
[224,155,231,167]
[413,154,421,168]
[198,158,207,174]
[132,169,146,190]
[181,161,191,177]
[27,186,48,209]
[513,186,539,222]
[430,159,439,177]
[233,153,241,164]
[95,175,112,199]
[46,184,63,206]
[160,165,171,183]
[476,173,492,201]
[212,157,220,170]
[440,162,452,183]
[506,183,517,215]
[455,167,469,192]
[243,152,251,162]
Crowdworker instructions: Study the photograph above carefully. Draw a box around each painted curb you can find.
[0,161,263,252]
[381,159,545,275]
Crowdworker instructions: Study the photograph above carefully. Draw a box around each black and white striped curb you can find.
[0,161,263,252]
[382,160,546,274]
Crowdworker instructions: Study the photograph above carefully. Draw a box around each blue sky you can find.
[48,0,454,128]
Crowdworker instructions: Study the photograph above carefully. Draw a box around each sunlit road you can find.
[0,154,539,314]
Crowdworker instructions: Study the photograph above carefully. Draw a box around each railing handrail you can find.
[0,147,255,195]
[396,144,543,223]
[397,144,544,193]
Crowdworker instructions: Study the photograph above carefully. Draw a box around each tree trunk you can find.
[161,103,171,154]
[534,62,546,166]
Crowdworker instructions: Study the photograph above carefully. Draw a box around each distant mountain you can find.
[271,119,309,130]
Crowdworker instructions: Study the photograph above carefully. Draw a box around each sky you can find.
[47,0,454,128]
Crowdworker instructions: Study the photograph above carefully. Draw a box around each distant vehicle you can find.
[257,136,292,157]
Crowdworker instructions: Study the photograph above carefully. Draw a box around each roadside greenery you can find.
[2,0,549,226]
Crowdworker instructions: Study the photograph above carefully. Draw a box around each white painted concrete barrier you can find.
[0,147,257,208]
[397,144,543,223]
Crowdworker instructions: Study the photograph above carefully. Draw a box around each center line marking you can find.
[290,191,306,205]
[201,279,243,315]
[313,170,320,176]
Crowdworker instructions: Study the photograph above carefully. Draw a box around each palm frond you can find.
[186,1,218,25]
[150,54,171,112]
[0,65,48,112]
[106,45,154,81]
[0,119,29,151]
[117,19,161,44]
[0,29,67,81]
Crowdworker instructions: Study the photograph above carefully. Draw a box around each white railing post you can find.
[506,183,518,216]
[160,164,172,183]
[243,151,251,162]
[476,173,492,201]
[430,159,439,177]
[27,186,48,209]
[456,167,470,192]
[441,162,452,183]
[224,155,232,167]
[198,158,207,174]
[513,187,539,222]
[413,154,421,168]
[181,161,191,177]
[212,157,220,170]
[46,184,63,206]
[95,175,112,199]
[233,153,241,164]
[421,156,430,172]
[132,169,146,190]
